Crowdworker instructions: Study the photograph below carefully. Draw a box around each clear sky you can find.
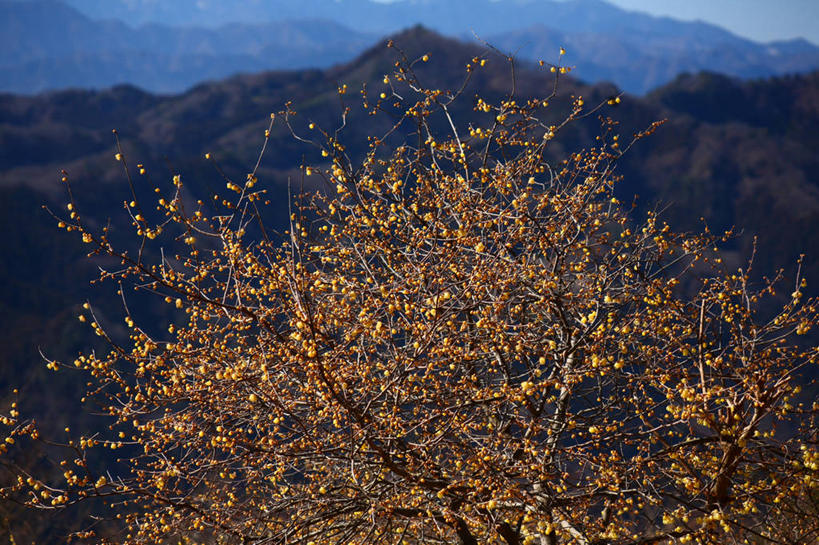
[604,0,819,44]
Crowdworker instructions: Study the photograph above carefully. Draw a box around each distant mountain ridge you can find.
[2,0,818,94]
[486,24,819,95]
[50,0,818,41]
[0,0,378,93]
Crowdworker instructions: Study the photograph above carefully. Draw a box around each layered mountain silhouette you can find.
[1,25,818,542]
[486,25,819,95]
[0,0,378,93]
[2,26,818,279]
[2,0,818,94]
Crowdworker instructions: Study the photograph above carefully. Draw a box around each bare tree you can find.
[2,46,817,545]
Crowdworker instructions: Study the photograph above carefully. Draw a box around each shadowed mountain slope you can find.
[2,26,817,277]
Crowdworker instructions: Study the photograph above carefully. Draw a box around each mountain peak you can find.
[328,24,484,79]
[2,0,818,95]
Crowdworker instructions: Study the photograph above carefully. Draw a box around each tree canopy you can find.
[2,46,817,545]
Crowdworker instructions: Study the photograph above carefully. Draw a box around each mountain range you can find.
[0,0,378,94]
[2,0,819,94]
[2,26,818,371]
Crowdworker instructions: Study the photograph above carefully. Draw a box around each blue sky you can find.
[605,0,818,44]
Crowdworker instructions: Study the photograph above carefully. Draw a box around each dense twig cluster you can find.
[1,47,817,545]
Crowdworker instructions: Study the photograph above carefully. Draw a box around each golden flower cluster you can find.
[2,48,816,545]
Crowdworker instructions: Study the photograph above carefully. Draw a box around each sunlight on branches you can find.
[1,44,817,545]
